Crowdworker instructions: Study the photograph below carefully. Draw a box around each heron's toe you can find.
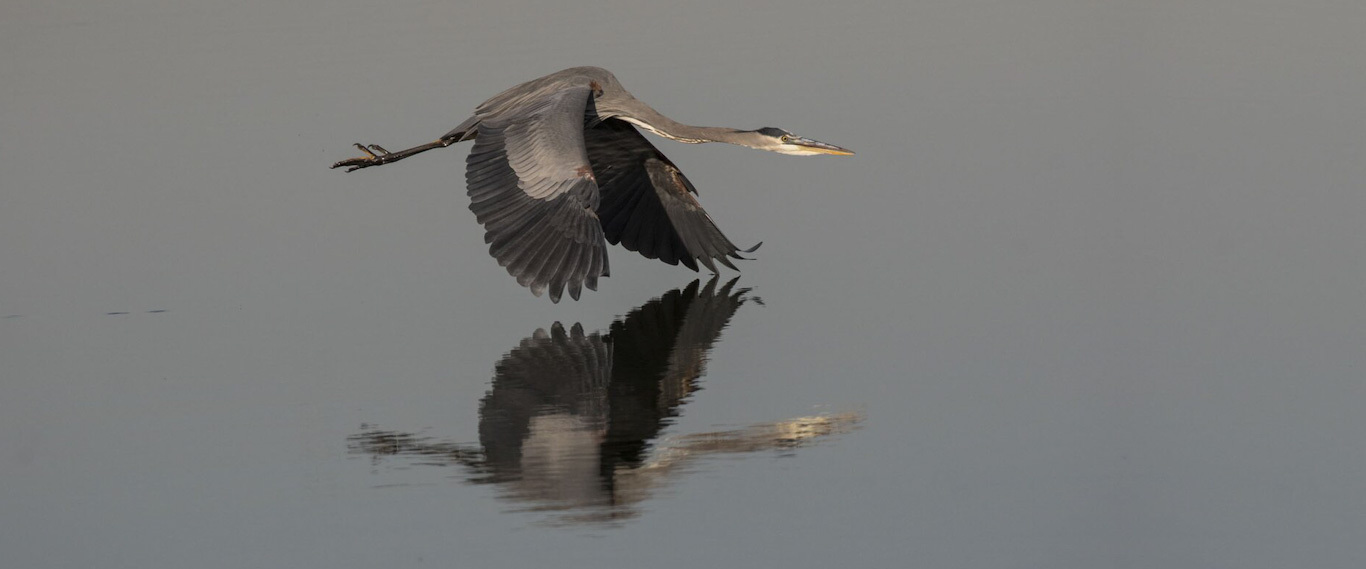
[330,143,385,171]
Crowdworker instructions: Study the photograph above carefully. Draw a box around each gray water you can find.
[4,1,1366,567]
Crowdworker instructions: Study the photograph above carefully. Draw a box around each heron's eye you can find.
[780,135,791,143]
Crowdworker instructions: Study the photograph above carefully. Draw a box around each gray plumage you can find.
[332,67,852,302]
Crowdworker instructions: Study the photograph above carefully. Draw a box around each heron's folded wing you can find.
[585,119,758,273]
[466,85,609,302]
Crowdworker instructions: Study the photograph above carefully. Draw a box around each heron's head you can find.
[746,127,853,156]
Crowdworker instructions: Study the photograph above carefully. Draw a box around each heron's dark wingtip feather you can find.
[545,245,576,305]
[585,248,604,291]
[696,251,719,273]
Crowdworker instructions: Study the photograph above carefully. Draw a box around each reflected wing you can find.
[466,84,609,302]
[659,278,751,402]
[602,278,751,466]
[478,322,612,482]
[585,119,758,273]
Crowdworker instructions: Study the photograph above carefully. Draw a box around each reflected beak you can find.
[788,136,854,156]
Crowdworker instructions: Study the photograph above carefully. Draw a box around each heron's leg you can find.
[331,138,454,172]
[333,117,479,173]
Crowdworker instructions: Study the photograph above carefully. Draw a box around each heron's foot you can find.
[331,143,396,172]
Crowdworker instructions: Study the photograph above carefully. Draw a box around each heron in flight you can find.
[331,66,852,302]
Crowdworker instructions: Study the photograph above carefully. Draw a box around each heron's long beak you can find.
[789,136,854,156]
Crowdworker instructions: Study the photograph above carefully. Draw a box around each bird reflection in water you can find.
[349,278,862,526]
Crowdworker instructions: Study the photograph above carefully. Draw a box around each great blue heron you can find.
[331,66,852,302]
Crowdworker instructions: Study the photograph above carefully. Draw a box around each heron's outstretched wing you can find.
[466,84,609,302]
[585,119,759,273]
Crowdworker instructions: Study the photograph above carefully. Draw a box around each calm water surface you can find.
[349,279,862,527]
[3,1,1366,568]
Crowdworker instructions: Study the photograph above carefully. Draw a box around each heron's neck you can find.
[608,99,744,145]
